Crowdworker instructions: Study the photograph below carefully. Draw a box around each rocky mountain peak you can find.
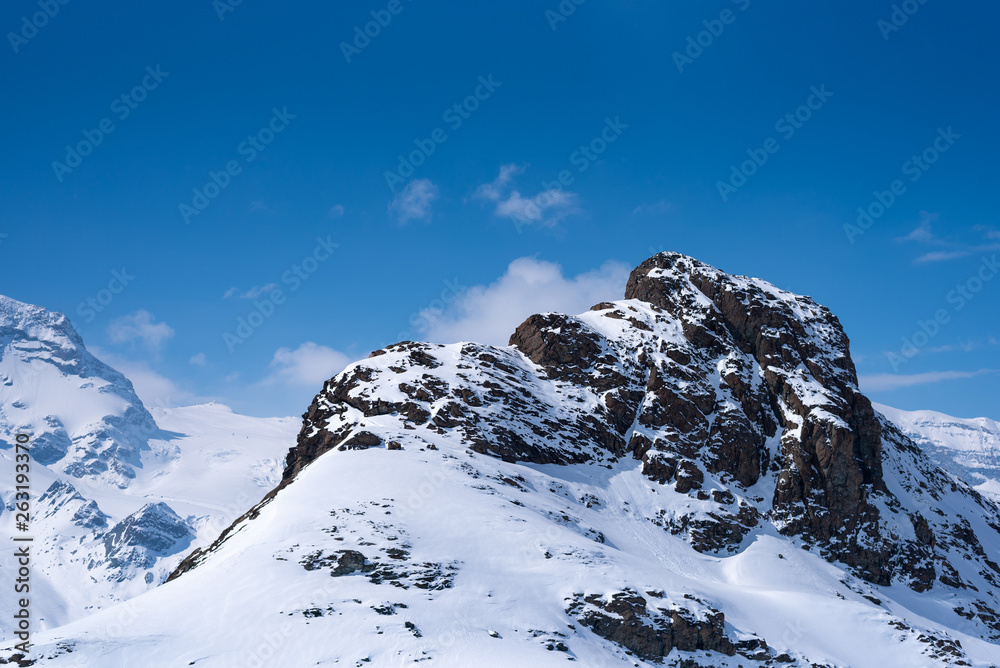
[165,252,1000,663]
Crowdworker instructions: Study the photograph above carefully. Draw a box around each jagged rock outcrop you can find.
[282,253,952,590]
[102,502,194,576]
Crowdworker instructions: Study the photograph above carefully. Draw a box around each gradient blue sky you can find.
[2,1,998,419]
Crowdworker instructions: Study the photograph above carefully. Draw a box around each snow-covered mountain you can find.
[0,295,156,487]
[5,254,1000,667]
[877,404,1000,501]
[0,295,298,629]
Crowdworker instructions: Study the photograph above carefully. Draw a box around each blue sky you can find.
[1,1,998,419]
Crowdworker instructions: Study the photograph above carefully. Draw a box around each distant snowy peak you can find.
[876,403,1000,499]
[0,294,156,487]
[102,502,195,575]
[37,479,110,530]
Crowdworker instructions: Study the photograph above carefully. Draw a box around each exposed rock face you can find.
[102,502,194,575]
[566,590,740,661]
[623,253,894,582]
[37,480,110,530]
[276,253,995,599]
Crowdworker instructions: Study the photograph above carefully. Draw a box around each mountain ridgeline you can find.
[12,253,1000,667]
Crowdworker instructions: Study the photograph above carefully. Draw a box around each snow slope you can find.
[10,415,1000,667]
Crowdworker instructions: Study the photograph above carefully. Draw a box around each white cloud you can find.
[472,163,524,201]
[390,179,438,223]
[240,284,279,300]
[108,310,175,352]
[329,204,345,218]
[898,213,1000,263]
[897,211,940,244]
[915,250,976,263]
[90,347,206,409]
[223,284,279,300]
[859,369,999,392]
[415,257,631,346]
[924,342,977,354]
[632,200,671,216]
[473,164,580,228]
[249,200,273,213]
[496,189,579,226]
[265,342,354,387]
[190,353,207,366]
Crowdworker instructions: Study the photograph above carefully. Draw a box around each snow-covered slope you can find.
[0,295,298,629]
[877,403,1000,501]
[6,255,1000,667]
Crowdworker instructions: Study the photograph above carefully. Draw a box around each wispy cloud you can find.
[223,284,279,300]
[473,163,580,227]
[898,212,1000,263]
[190,352,207,366]
[632,200,671,216]
[390,179,438,223]
[472,163,523,201]
[896,211,940,244]
[924,340,979,354]
[91,347,206,408]
[977,225,1000,241]
[108,310,175,352]
[859,368,999,391]
[328,204,345,218]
